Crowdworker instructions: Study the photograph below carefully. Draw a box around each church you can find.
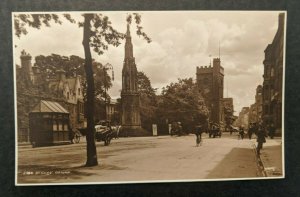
[196,57,234,127]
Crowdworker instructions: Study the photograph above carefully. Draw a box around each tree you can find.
[137,71,158,131]
[34,54,112,102]
[34,54,85,78]
[14,13,150,166]
[158,78,208,132]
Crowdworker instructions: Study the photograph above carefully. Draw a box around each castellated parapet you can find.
[196,57,224,124]
[20,50,33,83]
[197,65,213,74]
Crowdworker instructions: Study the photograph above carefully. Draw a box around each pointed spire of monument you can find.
[126,23,131,38]
[125,23,133,59]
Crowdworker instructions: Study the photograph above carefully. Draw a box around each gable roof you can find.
[31,100,69,113]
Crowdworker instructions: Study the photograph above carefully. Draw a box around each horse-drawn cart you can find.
[95,125,114,146]
[77,123,118,146]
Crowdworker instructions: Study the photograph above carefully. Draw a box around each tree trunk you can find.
[82,14,98,167]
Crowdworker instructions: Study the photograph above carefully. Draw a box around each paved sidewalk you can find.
[252,137,283,177]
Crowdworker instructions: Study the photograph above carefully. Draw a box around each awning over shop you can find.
[31,100,69,113]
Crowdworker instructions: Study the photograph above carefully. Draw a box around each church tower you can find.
[121,24,142,135]
[196,58,224,124]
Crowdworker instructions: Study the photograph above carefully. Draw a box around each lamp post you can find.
[103,63,114,122]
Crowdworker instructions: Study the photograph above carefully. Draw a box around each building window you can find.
[53,120,58,131]
[58,121,63,131]
[67,92,69,99]
[271,68,274,77]
[63,122,68,131]
[78,88,81,95]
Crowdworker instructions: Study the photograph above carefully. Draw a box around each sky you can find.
[13,11,284,115]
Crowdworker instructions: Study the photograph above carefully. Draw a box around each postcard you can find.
[13,11,286,185]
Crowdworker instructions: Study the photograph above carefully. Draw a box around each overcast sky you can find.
[13,11,284,115]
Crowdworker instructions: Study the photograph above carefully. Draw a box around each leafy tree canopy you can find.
[158,78,209,130]
[137,71,158,129]
[33,54,112,101]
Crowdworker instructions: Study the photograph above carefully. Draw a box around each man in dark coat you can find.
[256,124,267,155]
[248,123,254,140]
[239,126,245,140]
[268,123,276,139]
[195,125,203,147]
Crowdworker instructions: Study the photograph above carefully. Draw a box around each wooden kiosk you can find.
[29,100,70,147]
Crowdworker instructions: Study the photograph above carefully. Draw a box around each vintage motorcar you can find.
[209,123,222,138]
[170,122,183,136]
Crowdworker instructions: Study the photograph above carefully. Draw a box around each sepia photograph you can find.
[13,11,286,185]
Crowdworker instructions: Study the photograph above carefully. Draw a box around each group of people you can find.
[193,121,275,155]
[239,122,276,155]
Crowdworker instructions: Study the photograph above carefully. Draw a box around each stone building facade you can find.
[17,51,85,142]
[235,107,250,129]
[106,99,118,124]
[248,85,263,124]
[196,58,224,125]
[262,13,285,135]
[121,24,142,135]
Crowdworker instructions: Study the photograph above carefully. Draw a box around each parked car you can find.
[209,123,222,138]
[170,122,183,136]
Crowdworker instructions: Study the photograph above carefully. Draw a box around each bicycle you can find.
[196,134,203,147]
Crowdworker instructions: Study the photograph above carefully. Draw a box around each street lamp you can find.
[103,63,114,122]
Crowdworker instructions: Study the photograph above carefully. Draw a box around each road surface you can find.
[17,133,262,184]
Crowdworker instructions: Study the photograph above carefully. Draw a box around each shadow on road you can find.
[206,147,261,179]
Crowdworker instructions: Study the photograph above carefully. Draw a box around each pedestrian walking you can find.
[256,124,267,155]
[195,125,203,147]
[268,123,276,139]
[253,122,258,136]
[178,122,183,136]
[248,123,254,140]
[239,126,245,140]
